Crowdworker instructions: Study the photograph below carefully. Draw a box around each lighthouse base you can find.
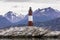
[28,21,33,26]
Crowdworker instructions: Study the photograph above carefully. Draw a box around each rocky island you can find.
[0,26,60,38]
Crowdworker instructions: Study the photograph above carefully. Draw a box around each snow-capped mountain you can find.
[0,7,60,31]
[14,7,60,31]
[16,7,60,25]
[33,7,60,22]
[4,11,24,23]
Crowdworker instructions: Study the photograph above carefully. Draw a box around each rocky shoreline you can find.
[0,26,60,38]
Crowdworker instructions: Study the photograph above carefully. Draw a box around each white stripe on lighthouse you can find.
[28,16,33,21]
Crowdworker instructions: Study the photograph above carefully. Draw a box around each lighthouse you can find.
[28,7,33,26]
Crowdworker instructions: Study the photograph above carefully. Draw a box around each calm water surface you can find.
[0,38,60,40]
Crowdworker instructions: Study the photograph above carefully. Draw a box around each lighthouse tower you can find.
[28,7,33,26]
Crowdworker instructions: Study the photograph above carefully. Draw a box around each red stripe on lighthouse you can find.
[28,7,33,26]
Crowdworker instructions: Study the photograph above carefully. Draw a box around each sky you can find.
[0,0,60,15]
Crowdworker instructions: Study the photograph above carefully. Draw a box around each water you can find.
[0,38,60,40]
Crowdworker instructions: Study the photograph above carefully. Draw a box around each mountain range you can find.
[0,7,60,30]
[4,11,24,23]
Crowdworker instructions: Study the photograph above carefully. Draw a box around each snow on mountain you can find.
[0,7,60,30]
[4,11,24,23]
[16,7,60,25]
[33,7,60,22]
[13,7,60,31]
[4,7,60,26]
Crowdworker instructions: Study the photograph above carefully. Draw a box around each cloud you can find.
[30,0,60,3]
[0,0,60,3]
[3,0,30,2]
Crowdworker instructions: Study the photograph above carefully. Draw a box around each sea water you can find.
[0,38,60,40]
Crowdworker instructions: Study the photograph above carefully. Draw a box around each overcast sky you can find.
[1,0,60,3]
[0,0,60,15]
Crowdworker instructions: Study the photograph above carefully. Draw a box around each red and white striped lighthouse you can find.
[28,7,33,26]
